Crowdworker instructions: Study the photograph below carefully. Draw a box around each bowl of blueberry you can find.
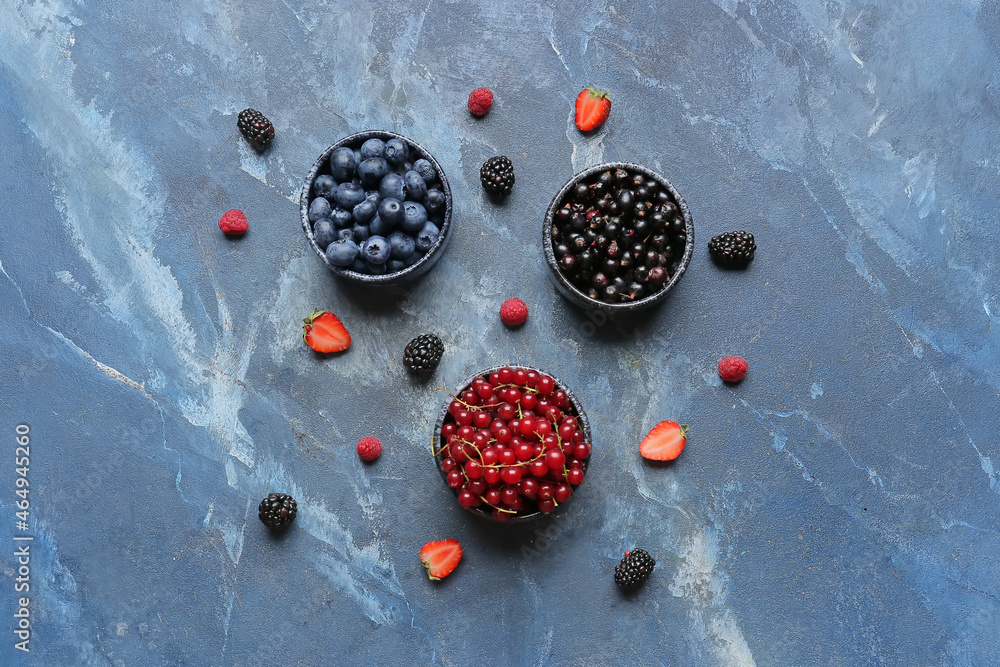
[433,365,592,523]
[544,162,693,311]
[301,130,452,285]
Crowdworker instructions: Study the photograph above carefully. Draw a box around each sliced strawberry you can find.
[419,539,463,581]
[302,310,351,353]
[574,87,612,132]
[639,421,688,461]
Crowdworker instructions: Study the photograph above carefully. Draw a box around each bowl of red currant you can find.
[433,365,592,522]
[544,162,693,311]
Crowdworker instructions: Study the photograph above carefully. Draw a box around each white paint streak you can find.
[669,528,756,666]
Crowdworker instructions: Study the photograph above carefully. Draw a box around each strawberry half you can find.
[419,539,463,581]
[639,421,688,461]
[574,87,612,132]
[302,310,351,353]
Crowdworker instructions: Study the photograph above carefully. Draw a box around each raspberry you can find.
[357,436,382,461]
[499,298,528,326]
[717,356,749,383]
[218,209,249,235]
[467,87,493,116]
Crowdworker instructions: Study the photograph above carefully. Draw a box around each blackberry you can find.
[614,548,655,588]
[480,156,515,196]
[237,108,275,149]
[258,492,297,528]
[708,230,756,268]
[403,333,444,376]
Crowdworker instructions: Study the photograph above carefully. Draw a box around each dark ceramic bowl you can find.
[300,130,453,286]
[433,365,592,523]
[543,162,693,312]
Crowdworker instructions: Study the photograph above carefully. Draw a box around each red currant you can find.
[449,400,463,416]
[451,441,468,462]
[525,370,539,387]
[441,456,457,472]
[535,421,551,438]
[465,460,483,479]
[492,508,511,522]
[500,448,517,465]
[552,390,568,407]
[519,478,539,499]
[545,449,565,470]
[501,486,519,505]
[483,467,501,485]
[530,460,549,478]
[468,479,487,495]
[515,442,534,461]
[554,483,572,503]
[537,375,555,395]
[537,483,554,501]
[489,371,501,385]
[518,417,536,435]
[447,470,464,488]
[456,409,473,426]
[558,423,576,440]
[495,427,513,444]
[506,387,521,404]
[485,488,502,505]
[473,411,491,429]
[498,403,516,421]
[500,466,522,484]
[477,382,494,398]
[461,389,479,406]
[498,367,513,383]
[442,422,457,439]
[513,368,528,385]
[482,447,499,466]
[457,425,474,440]
[567,468,585,485]
[490,419,505,434]
[520,392,538,411]
[574,443,591,459]
[537,498,556,513]
[458,489,477,507]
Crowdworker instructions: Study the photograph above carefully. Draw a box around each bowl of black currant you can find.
[543,163,693,312]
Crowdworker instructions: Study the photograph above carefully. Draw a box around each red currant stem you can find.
[477,497,517,513]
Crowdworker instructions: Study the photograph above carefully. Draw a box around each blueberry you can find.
[331,208,353,228]
[403,161,414,172]
[360,138,385,160]
[369,214,391,236]
[367,261,388,275]
[334,182,366,210]
[378,198,405,227]
[325,238,359,267]
[358,157,389,189]
[330,147,357,182]
[415,220,440,253]
[352,223,371,242]
[403,250,422,266]
[353,198,377,224]
[379,173,405,201]
[388,230,416,259]
[383,138,410,166]
[353,149,363,165]
[308,197,332,222]
[362,235,391,264]
[313,174,337,198]
[403,170,427,201]
[413,159,436,184]
[337,228,354,242]
[401,201,428,233]
[424,188,446,213]
[313,218,337,249]
[386,259,407,273]
[349,257,368,273]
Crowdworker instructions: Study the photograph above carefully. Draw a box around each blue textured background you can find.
[2,0,999,664]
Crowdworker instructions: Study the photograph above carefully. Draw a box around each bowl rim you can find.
[543,161,694,311]
[300,130,453,285]
[432,365,593,523]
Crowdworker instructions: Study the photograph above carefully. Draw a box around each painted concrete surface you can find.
[1,0,998,664]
